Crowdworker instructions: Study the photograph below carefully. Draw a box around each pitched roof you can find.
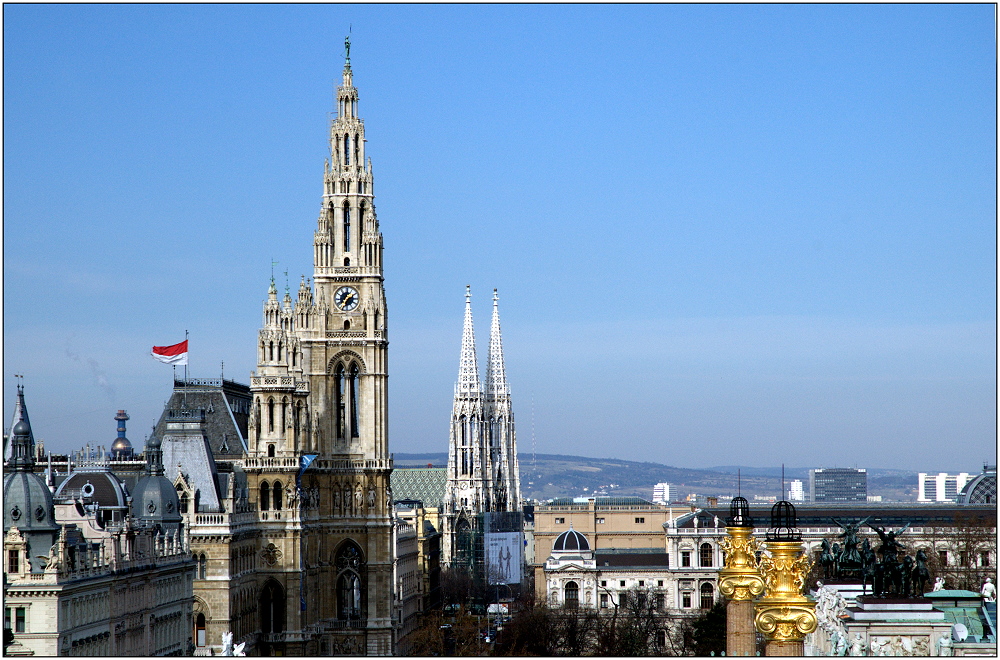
[392,467,447,507]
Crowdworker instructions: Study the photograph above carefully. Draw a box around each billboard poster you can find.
[485,531,523,585]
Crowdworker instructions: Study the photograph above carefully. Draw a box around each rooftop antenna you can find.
[221,361,225,380]
[738,468,741,497]
[781,464,785,500]
[270,259,278,285]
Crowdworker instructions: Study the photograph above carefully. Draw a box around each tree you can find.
[920,512,997,592]
[683,601,727,657]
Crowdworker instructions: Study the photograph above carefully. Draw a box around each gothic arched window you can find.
[343,202,351,253]
[281,398,288,434]
[259,580,285,635]
[260,481,270,511]
[334,364,346,439]
[344,135,351,166]
[267,398,274,433]
[273,481,283,510]
[700,543,713,567]
[354,133,359,164]
[199,553,207,579]
[195,613,206,647]
[349,363,360,437]
[335,543,366,620]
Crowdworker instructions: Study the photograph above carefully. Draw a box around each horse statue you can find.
[833,517,870,579]
[820,539,837,580]
[912,549,931,596]
[869,522,910,596]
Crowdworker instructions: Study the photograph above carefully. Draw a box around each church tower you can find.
[485,289,521,512]
[246,38,393,656]
[442,288,521,566]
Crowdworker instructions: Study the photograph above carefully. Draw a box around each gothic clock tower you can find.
[247,39,393,656]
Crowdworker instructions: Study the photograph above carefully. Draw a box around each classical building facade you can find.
[3,387,195,657]
[442,288,522,565]
[241,46,393,655]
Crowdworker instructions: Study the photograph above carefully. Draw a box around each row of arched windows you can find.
[262,340,299,367]
[259,481,284,511]
[335,132,361,167]
[192,553,208,579]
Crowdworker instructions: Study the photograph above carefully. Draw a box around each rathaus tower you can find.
[442,287,522,565]
[246,40,392,655]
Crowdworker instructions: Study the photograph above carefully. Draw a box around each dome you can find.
[147,434,162,449]
[130,473,182,525]
[111,436,133,455]
[55,471,128,508]
[12,419,30,438]
[957,467,996,505]
[3,470,59,534]
[553,527,590,552]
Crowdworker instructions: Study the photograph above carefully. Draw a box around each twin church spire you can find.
[443,286,522,564]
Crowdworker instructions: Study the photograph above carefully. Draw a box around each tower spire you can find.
[486,288,509,399]
[8,383,35,470]
[456,285,481,395]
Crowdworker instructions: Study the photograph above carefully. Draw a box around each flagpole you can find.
[184,329,189,407]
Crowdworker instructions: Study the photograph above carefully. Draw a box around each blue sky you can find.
[4,4,996,472]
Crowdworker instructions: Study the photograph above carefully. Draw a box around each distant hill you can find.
[393,453,918,502]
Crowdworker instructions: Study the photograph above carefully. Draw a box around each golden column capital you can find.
[753,540,817,643]
[719,526,765,601]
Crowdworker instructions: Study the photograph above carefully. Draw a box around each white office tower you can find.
[917,472,973,502]
[788,479,805,502]
[652,482,673,505]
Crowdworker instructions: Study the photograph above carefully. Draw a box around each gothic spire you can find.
[486,288,509,400]
[456,286,481,396]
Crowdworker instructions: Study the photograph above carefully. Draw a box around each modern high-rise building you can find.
[788,479,805,502]
[808,468,867,502]
[917,472,974,502]
[652,482,673,504]
[442,287,522,566]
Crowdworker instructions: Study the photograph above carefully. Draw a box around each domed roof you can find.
[3,470,59,534]
[958,467,996,505]
[553,526,590,552]
[55,471,128,508]
[111,437,133,453]
[130,473,182,525]
[12,419,30,437]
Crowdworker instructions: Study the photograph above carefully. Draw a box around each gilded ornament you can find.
[719,526,765,601]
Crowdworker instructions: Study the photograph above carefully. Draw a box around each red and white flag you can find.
[151,340,188,366]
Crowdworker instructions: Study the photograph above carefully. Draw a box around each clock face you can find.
[334,286,360,311]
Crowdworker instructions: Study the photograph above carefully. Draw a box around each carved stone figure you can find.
[982,577,996,602]
[848,633,867,657]
[367,485,376,510]
[932,576,946,591]
[936,634,953,657]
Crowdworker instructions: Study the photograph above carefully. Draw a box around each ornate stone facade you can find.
[442,288,521,565]
[242,47,393,655]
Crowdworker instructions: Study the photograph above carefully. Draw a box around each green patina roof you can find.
[391,467,447,507]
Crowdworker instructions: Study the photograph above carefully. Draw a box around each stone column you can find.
[754,540,817,656]
[719,526,765,657]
